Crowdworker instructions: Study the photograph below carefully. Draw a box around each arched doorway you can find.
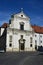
[19,35,25,51]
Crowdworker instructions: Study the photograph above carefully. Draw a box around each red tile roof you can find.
[31,25,43,34]
[1,23,43,34]
[1,23,8,28]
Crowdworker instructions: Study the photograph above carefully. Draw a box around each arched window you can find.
[30,44,32,47]
[20,22,24,30]
[9,43,12,47]
[9,19,11,24]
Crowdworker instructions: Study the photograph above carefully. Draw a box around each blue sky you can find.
[0,0,43,26]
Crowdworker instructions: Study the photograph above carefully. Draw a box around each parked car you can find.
[0,50,4,53]
[38,46,43,52]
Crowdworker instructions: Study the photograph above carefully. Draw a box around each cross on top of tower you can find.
[21,8,23,13]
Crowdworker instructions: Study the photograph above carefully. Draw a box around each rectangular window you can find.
[40,41,42,43]
[9,35,12,47]
[30,44,32,47]
[35,35,37,37]
[9,35,12,42]
[40,35,42,37]
[35,40,37,45]
[20,24,24,30]
[9,43,12,47]
[30,37,32,43]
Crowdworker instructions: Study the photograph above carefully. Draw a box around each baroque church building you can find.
[0,10,43,52]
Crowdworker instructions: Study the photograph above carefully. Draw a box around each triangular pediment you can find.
[14,11,30,19]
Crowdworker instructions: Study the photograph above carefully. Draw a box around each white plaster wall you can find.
[6,28,36,51]
[31,33,43,49]
[10,13,32,31]
[34,33,39,46]
[39,34,43,46]
[18,32,31,51]
[41,34,43,46]
[29,34,35,51]
[6,33,10,49]
[25,35,30,51]
[12,31,31,51]
[6,11,40,51]
[13,34,19,48]
[15,12,29,19]
[1,28,5,35]
[6,29,13,51]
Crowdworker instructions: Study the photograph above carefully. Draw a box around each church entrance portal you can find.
[19,35,25,51]
[20,43,24,50]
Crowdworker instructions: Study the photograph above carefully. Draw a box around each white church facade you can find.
[6,10,35,52]
[0,10,43,52]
